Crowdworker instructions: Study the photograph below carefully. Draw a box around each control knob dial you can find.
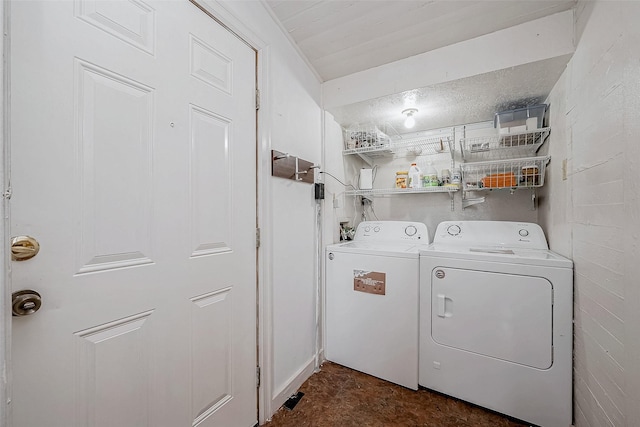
[405,225,417,237]
[447,225,461,236]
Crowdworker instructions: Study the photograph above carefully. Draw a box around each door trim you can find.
[1,1,10,426]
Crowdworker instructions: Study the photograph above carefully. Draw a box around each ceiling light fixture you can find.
[402,108,418,129]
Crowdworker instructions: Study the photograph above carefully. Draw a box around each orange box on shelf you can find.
[481,172,517,188]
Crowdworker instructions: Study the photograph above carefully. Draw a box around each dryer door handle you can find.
[437,294,446,317]
[436,294,453,318]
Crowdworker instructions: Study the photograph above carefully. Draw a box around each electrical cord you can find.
[319,171,356,190]
[368,202,380,220]
[352,192,358,226]
[321,170,375,225]
[318,171,358,225]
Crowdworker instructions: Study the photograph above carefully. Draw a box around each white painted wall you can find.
[265,45,322,423]
[204,1,323,422]
[539,1,640,426]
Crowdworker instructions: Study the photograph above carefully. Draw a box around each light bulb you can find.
[402,108,418,129]
[404,114,415,129]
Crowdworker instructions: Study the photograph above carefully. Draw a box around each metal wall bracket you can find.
[462,195,486,210]
[271,150,316,184]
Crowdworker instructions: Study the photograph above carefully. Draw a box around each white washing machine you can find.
[419,221,573,427]
[325,221,429,390]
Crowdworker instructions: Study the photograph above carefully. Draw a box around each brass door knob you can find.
[12,290,42,316]
[11,235,40,261]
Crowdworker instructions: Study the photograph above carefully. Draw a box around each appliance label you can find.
[353,270,386,295]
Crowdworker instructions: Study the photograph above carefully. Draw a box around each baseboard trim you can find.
[271,356,316,414]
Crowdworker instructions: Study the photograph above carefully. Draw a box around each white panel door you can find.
[10,1,257,426]
[431,267,553,369]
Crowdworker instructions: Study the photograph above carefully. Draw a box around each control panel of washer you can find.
[354,221,429,243]
[434,221,548,249]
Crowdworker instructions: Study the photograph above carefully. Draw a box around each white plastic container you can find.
[408,163,422,189]
[360,168,373,189]
[494,104,547,130]
[423,162,438,187]
[451,168,462,185]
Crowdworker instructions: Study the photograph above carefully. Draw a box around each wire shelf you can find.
[460,156,550,191]
[343,124,393,150]
[343,134,453,157]
[459,128,550,161]
[345,186,458,196]
[345,186,458,197]
[342,145,395,158]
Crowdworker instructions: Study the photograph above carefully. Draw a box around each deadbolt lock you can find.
[11,235,40,261]
[12,290,42,317]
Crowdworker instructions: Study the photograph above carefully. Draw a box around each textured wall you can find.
[540,1,640,425]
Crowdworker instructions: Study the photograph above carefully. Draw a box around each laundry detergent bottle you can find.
[408,163,422,188]
[423,162,438,186]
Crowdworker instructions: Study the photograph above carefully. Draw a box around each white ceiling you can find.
[265,0,576,82]
[264,0,576,132]
[327,54,573,131]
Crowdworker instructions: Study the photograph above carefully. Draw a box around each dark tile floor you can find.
[263,362,529,427]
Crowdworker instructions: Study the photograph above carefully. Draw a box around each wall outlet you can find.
[333,194,341,208]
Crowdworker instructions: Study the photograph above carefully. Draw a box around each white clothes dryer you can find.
[419,221,573,427]
[325,221,429,390]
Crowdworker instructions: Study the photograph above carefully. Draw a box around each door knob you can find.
[11,235,40,261]
[12,290,42,317]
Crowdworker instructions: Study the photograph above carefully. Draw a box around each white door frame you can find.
[1,1,10,426]
[0,1,276,426]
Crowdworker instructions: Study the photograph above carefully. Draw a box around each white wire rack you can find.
[343,124,393,149]
[459,128,550,161]
[343,134,454,159]
[345,186,458,196]
[346,185,459,211]
[460,156,550,191]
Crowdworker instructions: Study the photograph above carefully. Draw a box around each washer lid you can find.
[326,241,426,258]
[421,243,572,268]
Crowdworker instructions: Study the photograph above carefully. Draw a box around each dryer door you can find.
[431,267,552,369]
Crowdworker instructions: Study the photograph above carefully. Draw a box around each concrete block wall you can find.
[540,1,640,425]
